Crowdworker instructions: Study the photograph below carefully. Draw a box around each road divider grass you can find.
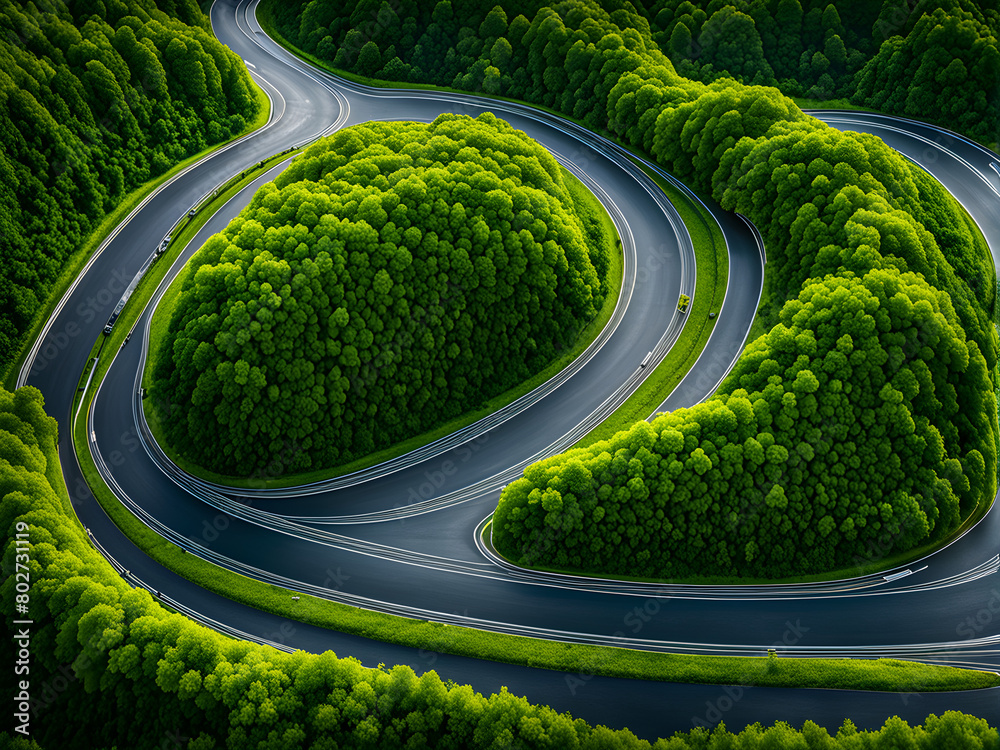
[574,161,729,448]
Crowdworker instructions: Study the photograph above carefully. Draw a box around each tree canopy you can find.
[495,267,992,578]
[851,1,1000,143]
[264,0,999,147]
[266,0,999,577]
[151,113,609,475]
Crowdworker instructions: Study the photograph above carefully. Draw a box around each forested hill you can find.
[0,0,260,372]
[150,114,610,476]
[263,0,999,148]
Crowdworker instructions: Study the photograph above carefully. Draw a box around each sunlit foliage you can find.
[269,0,999,576]
[151,113,608,475]
[2,386,997,747]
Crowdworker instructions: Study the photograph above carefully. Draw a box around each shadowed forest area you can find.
[0,0,260,373]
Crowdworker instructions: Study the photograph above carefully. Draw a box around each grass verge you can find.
[1,79,270,392]
[140,165,623,490]
[574,163,728,449]
[791,96,871,112]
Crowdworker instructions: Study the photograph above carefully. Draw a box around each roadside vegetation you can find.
[496,267,994,578]
[267,0,999,149]
[0,0,261,374]
[143,161,623,489]
[650,0,998,149]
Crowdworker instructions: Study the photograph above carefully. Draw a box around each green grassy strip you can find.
[71,405,998,693]
[0,80,271,392]
[574,164,728,448]
[790,96,872,112]
[140,150,320,415]
[140,166,623,490]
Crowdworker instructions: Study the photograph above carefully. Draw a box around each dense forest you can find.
[491,3,997,576]
[262,0,999,147]
[0,0,260,373]
[5,0,999,744]
[496,266,993,577]
[264,0,999,577]
[650,0,999,145]
[1,384,998,746]
[150,113,610,475]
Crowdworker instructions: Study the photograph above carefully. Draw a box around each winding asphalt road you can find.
[19,0,1000,739]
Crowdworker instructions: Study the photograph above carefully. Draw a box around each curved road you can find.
[21,0,1000,740]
